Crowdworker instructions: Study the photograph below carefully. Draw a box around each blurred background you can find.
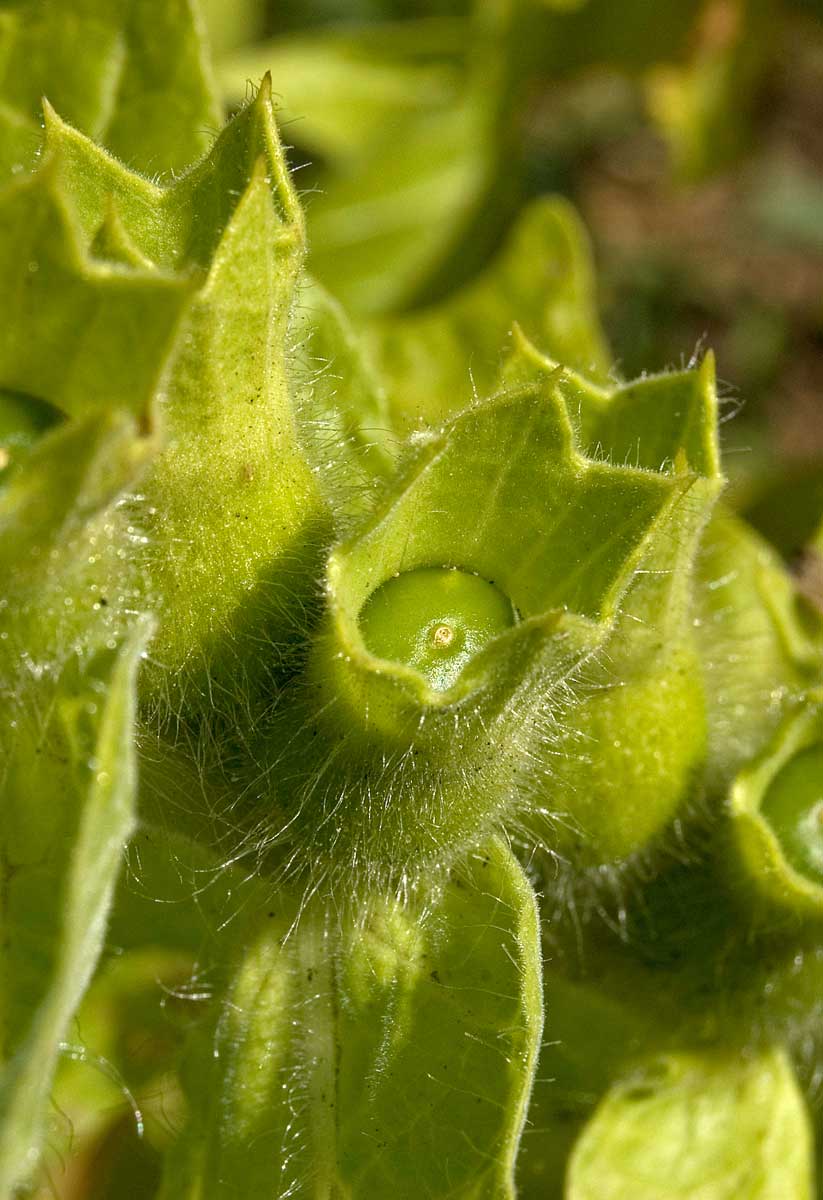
[204,0,823,558]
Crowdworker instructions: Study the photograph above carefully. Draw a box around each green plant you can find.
[1,2,823,1198]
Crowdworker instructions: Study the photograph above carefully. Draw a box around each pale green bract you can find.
[0,2,822,1198]
[158,841,542,1199]
[567,1048,815,1200]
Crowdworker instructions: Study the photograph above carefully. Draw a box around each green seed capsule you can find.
[760,745,823,884]
[358,567,515,692]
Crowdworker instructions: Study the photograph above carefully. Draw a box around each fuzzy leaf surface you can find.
[0,83,343,709]
[484,339,724,858]
[0,626,149,1194]
[160,840,543,1199]
[0,165,192,421]
[0,402,157,1191]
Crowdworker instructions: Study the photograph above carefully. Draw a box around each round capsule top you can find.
[358,566,515,693]
[760,744,823,884]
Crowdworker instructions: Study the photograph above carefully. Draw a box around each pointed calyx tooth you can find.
[358,566,516,693]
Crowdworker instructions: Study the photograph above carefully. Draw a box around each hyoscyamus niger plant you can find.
[1,1,823,1197]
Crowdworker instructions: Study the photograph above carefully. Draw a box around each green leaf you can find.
[40,74,301,272]
[134,143,324,709]
[0,396,156,1192]
[0,164,193,422]
[365,197,611,433]
[0,0,221,179]
[1,81,337,716]
[325,383,678,635]
[0,626,151,1195]
[0,412,157,671]
[159,839,543,1200]
[567,1047,815,1200]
